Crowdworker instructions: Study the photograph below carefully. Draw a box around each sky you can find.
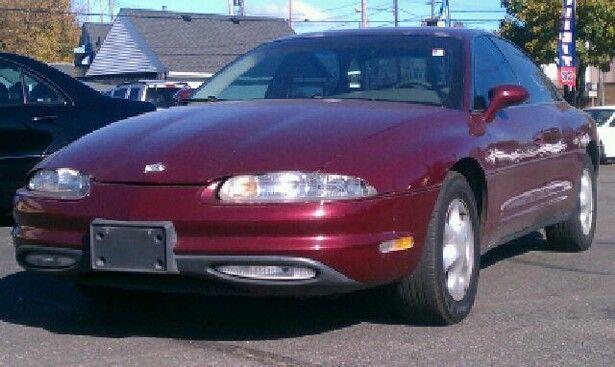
[84,0,506,32]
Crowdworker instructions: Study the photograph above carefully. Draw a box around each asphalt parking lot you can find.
[0,170,613,366]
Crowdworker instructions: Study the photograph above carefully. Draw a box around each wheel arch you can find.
[450,157,487,228]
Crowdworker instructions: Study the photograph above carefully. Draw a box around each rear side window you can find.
[111,87,128,98]
[491,37,558,104]
[23,73,66,105]
[128,87,141,100]
[0,60,24,105]
[472,36,518,110]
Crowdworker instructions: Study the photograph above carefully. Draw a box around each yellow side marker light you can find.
[379,236,414,253]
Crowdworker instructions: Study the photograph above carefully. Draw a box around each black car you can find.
[0,53,156,212]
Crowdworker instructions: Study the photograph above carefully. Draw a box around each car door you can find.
[471,37,559,244]
[0,59,71,210]
[491,37,580,228]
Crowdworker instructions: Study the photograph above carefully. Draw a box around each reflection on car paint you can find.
[500,180,573,212]
[485,141,567,164]
[573,132,591,148]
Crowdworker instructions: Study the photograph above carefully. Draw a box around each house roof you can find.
[80,22,112,49]
[86,8,294,77]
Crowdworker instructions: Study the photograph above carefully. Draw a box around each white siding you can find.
[87,17,161,76]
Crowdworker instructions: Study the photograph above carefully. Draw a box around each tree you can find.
[500,0,615,103]
[0,0,80,62]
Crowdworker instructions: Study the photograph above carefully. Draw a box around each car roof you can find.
[584,106,615,111]
[117,80,189,87]
[0,52,100,103]
[278,27,488,42]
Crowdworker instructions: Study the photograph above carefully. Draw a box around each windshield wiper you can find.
[185,96,227,103]
[310,95,378,101]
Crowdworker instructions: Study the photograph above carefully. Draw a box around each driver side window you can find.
[473,37,518,110]
[23,72,66,105]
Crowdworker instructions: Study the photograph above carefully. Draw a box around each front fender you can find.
[323,109,480,194]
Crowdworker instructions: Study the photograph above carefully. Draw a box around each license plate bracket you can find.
[90,220,175,273]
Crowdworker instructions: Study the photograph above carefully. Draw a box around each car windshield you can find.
[586,109,615,126]
[191,35,464,108]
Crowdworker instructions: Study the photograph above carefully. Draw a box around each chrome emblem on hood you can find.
[144,163,166,173]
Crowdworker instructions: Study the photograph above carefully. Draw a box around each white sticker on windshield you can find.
[432,48,445,57]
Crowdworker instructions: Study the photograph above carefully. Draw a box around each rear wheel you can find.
[545,156,596,252]
[391,172,480,325]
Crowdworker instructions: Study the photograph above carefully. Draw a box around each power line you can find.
[1,6,505,26]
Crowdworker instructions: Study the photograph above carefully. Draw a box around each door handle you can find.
[32,115,58,122]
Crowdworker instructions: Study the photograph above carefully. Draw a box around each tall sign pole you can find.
[558,0,577,101]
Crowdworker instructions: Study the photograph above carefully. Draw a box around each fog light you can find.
[215,265,317,280]
[379,236,414,253]
[24,253,76,268]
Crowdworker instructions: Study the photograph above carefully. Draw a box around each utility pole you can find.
[288,0,293,28]
[109,0,114,21]
[227,0,232,15]
[233,0,244,16]
[394,0,399,27]
[361,0,368,28]
[430,0,435,18]
[599,70,606,106]
[86,0,91,22]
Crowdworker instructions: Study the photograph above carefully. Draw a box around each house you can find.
[73,22,112,77]
[587,60,615,105]
[83,8,295,86]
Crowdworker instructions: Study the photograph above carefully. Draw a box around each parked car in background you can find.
[172,86,194,106]
[0,52,156,213]
[13,28,598,325]
[584,106,615,163]
[107,81,190,109]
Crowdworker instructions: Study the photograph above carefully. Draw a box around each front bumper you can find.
[14,243,362,296]
[12,182,438,295]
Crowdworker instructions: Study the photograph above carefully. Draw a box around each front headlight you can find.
[27,168,91,199]
[218,172,377,203]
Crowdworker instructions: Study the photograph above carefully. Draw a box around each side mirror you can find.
[483,85,529,122]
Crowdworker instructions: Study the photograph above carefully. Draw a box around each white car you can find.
[585,106,615,163]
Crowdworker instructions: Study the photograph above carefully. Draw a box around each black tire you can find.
[391,171,480,325]
[545,156,596,252]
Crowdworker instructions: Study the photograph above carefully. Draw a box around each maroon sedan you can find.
[12,28,598,325]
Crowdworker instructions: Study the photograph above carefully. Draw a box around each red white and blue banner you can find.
[558,0,577,87]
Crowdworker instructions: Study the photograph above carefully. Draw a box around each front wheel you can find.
[545,156,596,252]
[391,172,480,325]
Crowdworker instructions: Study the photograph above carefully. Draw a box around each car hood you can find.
[41,99,450,185]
